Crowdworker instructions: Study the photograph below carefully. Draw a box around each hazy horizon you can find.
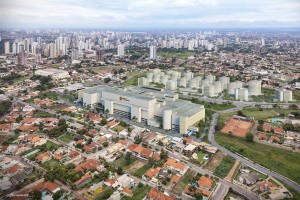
[0,0,300,29]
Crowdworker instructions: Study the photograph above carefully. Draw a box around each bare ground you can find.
[224,160,240,181]
[204,151,225,173]
[125,160,146,174]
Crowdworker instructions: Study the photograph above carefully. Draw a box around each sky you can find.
[0,0,300,29]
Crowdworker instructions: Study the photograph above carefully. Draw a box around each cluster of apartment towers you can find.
[138,69,293,102]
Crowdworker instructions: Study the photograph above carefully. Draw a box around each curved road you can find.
[208,112,300,193]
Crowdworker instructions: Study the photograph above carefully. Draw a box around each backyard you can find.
[171,169,197,195]
[133,163,152,178]
[121,185,151,200]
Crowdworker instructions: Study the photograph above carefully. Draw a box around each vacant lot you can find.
[122,185,151,200]
[171,169,197,195]
[133,164,152,178]
[204,151,225,173]
[125,160,146,174]
[214,155,235,178]
[215,132,300,184]
[59,133,75,143]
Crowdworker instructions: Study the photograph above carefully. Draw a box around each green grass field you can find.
[41,159,61,170]
[59,133,75,143]
[242,108,278,120]
[215,132,300,184]
[122,72,146,86]
[112,125,126,133]
[214,155,235,178]
[133,164,152,178]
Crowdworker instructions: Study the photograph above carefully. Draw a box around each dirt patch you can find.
[125,160,146,174]
[224,160,240,181]
[204,151,225,173]
[0,135,8,145]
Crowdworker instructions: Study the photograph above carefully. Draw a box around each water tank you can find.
[153,74,160,83]
[165,80,177,90]
[189,79,197,89]
[235,81,244,89]
[206,74,215,84]
[201,79,210,87]
[203,85,215,97]
[147,73,153,82]
[178,77,187,87]
[220,76,230,84]
[152,68,161,74]
[185,71,194,80]
[163,109,172,130]
[228,82,237,95]
[248,80,261,96]
[160,75,169,85]
[214,81,222,94]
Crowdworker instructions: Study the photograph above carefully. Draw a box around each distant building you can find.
[149,45,157,59]
[35,68,70,79]
[18,51,27,65]
[96,49,104,61]
[117,44,125,57]
[4,42,10,54]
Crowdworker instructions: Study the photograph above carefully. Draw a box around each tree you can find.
[246,132,254,142]
[30,191,42,200]
[117,166,123,175]
[195,193,203,200]
[101,118,107,126]
[237,110,245,117]
[258,120,264,125]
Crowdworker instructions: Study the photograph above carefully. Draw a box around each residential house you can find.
[33,181,61,194]
[146,188,175,200]
[197,176,213,190]
[84,182,103,200]
[36,152,51,163]
[75,173,92,188]
[0,124,13,132]
[164,158,188,175]
[239,172,260,185]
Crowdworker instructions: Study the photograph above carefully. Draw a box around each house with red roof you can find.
[36,152,51,163]
[33,181,60,194]
[74,173,92,188]
[147,188,175,200]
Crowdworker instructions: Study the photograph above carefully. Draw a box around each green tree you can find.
[246,132,254,142]
[117,166,123,175]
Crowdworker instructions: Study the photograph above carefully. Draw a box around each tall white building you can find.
[49,43,57,58]
[149,46,157,59]
[235,88,249,101]
[117,44,125,56]
[4,42,10,54]
[275,88,293,102]
[80,86,205,134]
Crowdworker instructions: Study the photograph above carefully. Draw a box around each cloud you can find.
[0,0,299,29]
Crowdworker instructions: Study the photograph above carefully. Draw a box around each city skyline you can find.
[0,0,300,29]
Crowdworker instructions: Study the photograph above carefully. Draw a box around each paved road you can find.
[208,111,300,193]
